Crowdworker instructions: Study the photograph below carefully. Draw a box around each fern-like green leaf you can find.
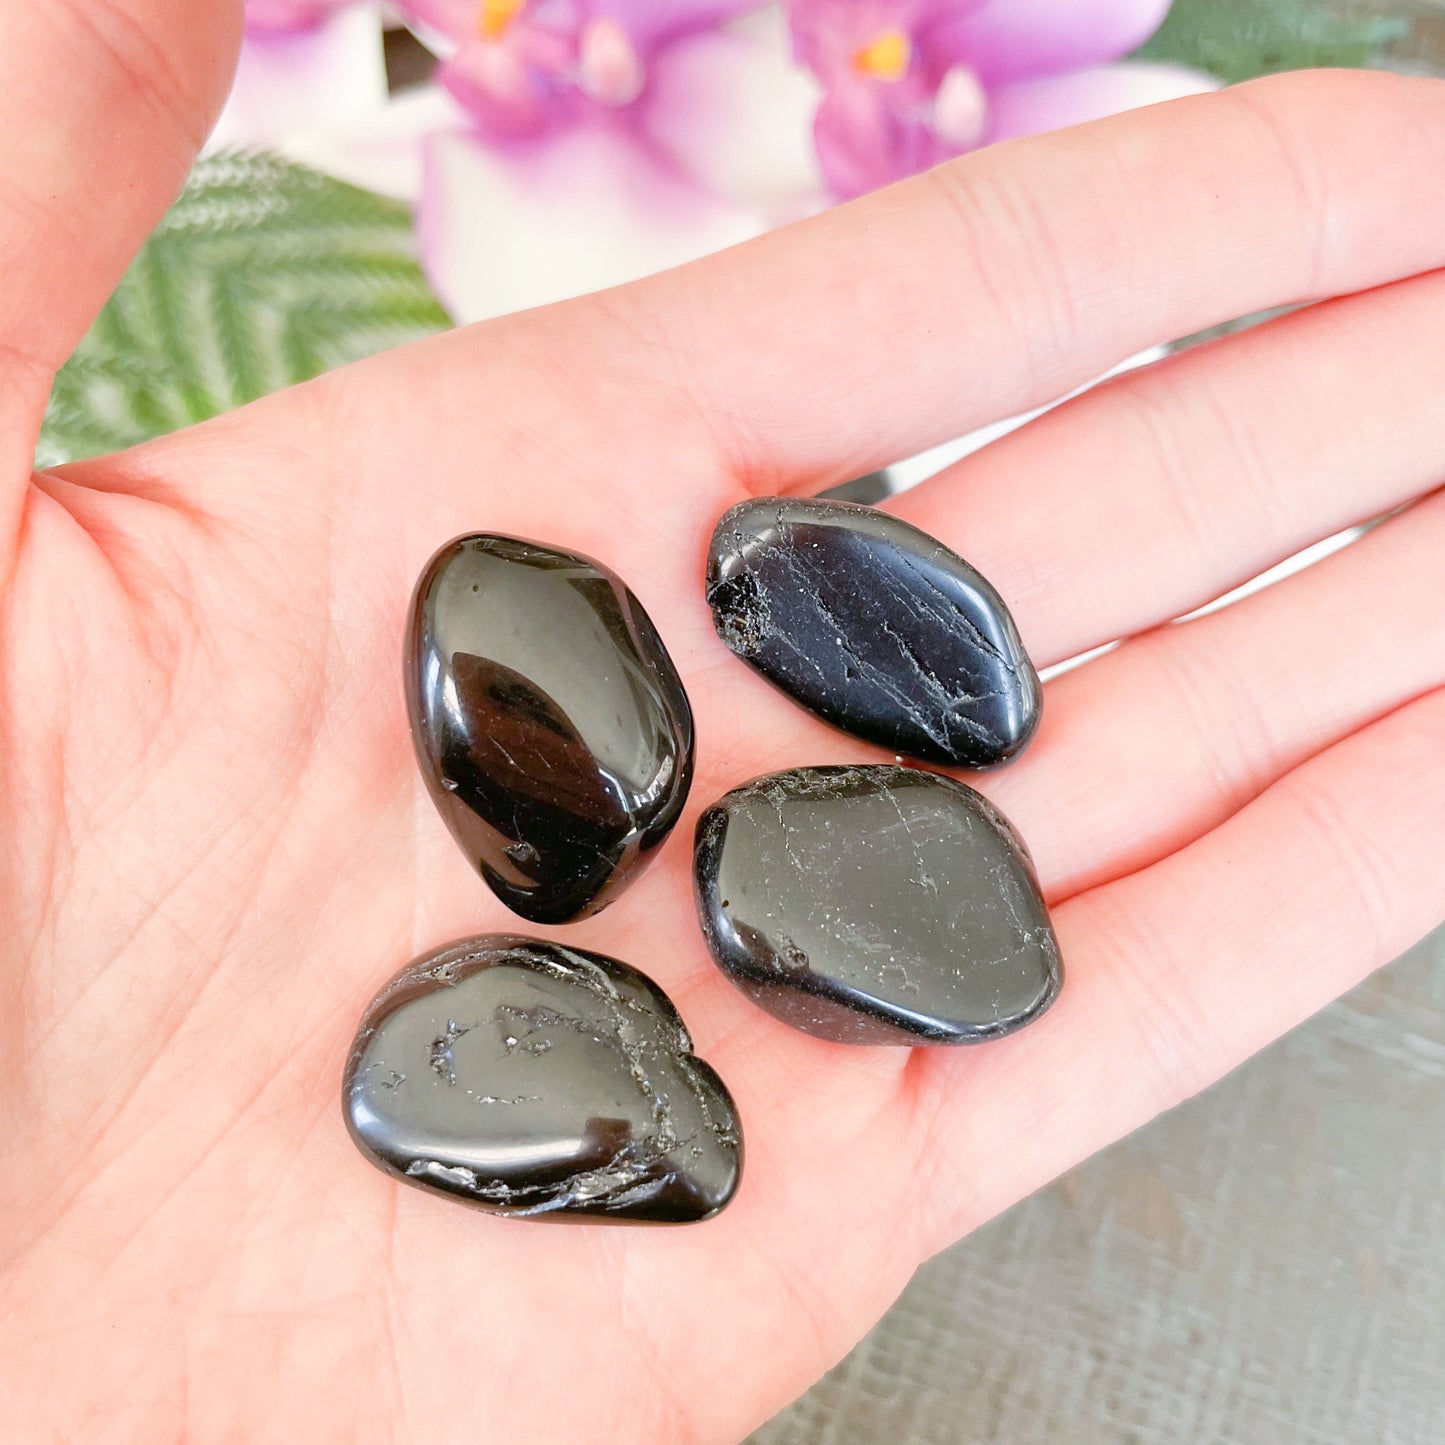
[38,152,452,467]
[1136,0,1411,83]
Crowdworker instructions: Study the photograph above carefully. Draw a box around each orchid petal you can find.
[418,126,762,322]
[813,80,893,200]
[578,19,647,106]
[244,0,357,35]
[986,61,1218,143]
[642,24,825,220]
[591,0,767,51]
[813,72,946,199]
[788,0,989,77]
[210,0,388,151]
[278,84,463,199]
[927,0,1174,84]
[405,0,765,51]
[440,43,558,138]
[932,64,988,148]
[397,0,480,42]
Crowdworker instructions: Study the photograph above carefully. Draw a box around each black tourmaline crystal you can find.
[706,497,1041,768]
[343,936,742,1223]
[407,534,693,924]
[694,765,1061,1045]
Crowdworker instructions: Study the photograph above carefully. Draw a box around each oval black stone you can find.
[694,765,1061,1045]
[406,534,693,923]
[343,936,743,1223]
[706,497,1041,768]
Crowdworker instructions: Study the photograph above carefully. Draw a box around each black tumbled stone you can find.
[406,534,693,924]
[694,765,1061,1046]
[706,497,1041,768]
[343,936,742,1223]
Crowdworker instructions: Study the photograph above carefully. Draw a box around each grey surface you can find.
[751,928,1445,1444]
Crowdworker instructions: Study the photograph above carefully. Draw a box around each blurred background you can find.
[43,2,1445,1440]
[754,927,1445,1445]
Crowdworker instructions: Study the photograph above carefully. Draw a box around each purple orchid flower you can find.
[218,0,1210,328]
[399,0,762,141]
[216,0,386,151]
[787,0,1185,197]
[244,0,359,35]
[410,9,826,323]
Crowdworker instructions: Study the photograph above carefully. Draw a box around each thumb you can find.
[0,0,243,547]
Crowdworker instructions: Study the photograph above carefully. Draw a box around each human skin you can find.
[1,5,1444,1441]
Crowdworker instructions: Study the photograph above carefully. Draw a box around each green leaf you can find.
[38,151,452,467]
[1135,0,1411,83]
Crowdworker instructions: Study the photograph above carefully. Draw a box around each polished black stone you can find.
[694,765,1061,1045]
[343,936,743,1223]
[706,497,1041,768]
[407,534,693,923]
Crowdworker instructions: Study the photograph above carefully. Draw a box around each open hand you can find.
[2,4,1444,1439]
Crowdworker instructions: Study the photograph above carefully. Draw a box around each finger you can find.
[909,682,1445,1253]
[983,485,1445,901]
[890,267,1445,668]
[0,1,241,532]
[639,70,1445,491]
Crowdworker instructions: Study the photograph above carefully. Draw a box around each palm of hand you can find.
[3,13,1445,1441]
